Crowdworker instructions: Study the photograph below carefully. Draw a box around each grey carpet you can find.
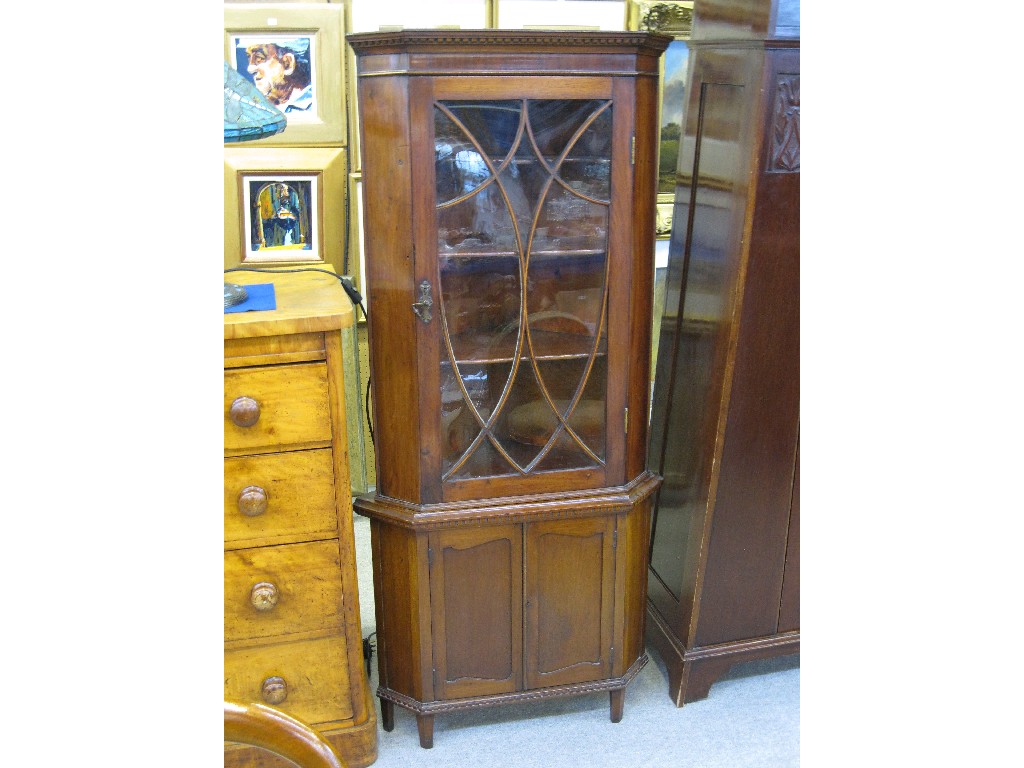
[351,513,799,767]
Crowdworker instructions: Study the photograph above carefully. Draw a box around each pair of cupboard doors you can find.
[364,491,653,705]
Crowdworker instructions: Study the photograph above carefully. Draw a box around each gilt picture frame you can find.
[497,0,627,29]
[627,0,693,239]
[224,147,347,272]
[225,4,346,146]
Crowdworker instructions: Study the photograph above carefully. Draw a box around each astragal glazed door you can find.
[422,85,630,501]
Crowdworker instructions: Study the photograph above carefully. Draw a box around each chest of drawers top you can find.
[224,269,354,346]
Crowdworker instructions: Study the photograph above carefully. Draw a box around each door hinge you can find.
[631,135,636,165]
[612,528,618,550]
[624,407,629,434]
[427,546,433,568]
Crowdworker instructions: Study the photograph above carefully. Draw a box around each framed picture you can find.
[627,1,693,238]
[496,1,627,29]
[225,147,347,272]
[225,4,346,146]
[350,0,489,32]
[348,170,367,314]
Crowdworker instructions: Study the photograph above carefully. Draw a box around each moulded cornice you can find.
[347,29,672,55]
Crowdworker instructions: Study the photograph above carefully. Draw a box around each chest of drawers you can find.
[224,270,377,767]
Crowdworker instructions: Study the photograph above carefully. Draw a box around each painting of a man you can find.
[234,36,315,115]
[259,182,305,247]
[244,176,317,261]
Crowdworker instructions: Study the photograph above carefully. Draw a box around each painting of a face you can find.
[233,35,316,117]
[245,44,290,101]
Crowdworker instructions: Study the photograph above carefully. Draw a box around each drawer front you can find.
[225,362,332,453]
[224,449,337,549]
[224,635,354,726]
[225,540,344,643]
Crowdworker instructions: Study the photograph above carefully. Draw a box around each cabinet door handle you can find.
[411,280,433,324]
[229,396,260,428]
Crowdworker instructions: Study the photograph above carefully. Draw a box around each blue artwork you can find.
[232,35,315,116]
[248,179,314,252]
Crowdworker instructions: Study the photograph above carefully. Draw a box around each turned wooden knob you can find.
[261,676,287,705]
[238,486,269,517]
[250,582,279,611]
[229,396,260,427]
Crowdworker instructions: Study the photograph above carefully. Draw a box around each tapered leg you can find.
[380,699,394,732]
[416,713,434,749]
[609,688,625,723]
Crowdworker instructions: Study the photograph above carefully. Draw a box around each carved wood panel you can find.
[768,73,800,173]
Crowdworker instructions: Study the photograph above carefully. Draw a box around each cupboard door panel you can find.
[524,516,615,689]
[429,525,523,698]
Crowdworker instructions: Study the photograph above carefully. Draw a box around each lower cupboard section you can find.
[357,470,660,747]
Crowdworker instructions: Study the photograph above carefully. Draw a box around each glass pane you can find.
[559,107,612,200]
[435,98,613,484]
[445,101,521,161]
[441,362,482,471]
[493,362,550,471]
[648,83,746,599]
[571,357,608,456]
[532,184,608,254]
[532,430,598,473]
[439,255,521,360]
[527,100,607,162]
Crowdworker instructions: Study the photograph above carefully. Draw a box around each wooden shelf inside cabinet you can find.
[349,29,670,748]
[223,269,378,768]
[446,329,607,365]
[438,248,608,259]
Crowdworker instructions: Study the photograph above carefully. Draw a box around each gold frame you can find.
[495,0,628,29]
[627,1,693,238]
[224,147,347,272]
[344,1,361,174]
[224,3,347,146]
[347,170,366,316]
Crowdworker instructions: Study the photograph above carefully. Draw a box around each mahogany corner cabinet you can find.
[348,29,670,748]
